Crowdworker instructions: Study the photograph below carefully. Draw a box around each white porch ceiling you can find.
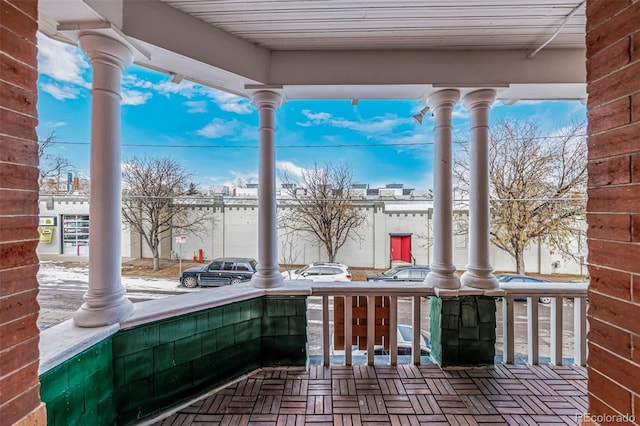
[38,0,587,101]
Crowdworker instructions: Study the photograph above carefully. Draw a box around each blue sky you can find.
[36,34,587,192]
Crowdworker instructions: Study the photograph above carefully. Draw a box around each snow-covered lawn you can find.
[37,261,199,293]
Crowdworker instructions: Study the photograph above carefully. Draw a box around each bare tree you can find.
[38,131,76,193]
[454,118,587,274]
[279,162,367,263]
[279,230,303,278]
[122,155,206,271]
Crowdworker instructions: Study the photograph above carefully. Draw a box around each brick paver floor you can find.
[153,363,587,425]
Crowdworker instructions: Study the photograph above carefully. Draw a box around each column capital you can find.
[251,90,283,110]
[78,33,133,70]
[462,89,497,111]
[427,89,460,110]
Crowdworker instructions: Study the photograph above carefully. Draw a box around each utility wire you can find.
[43,133,588,150]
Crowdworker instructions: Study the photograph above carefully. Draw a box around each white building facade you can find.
[37,193,587,276]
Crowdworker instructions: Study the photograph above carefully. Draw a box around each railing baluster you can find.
[312,282,587,367]
[550,297,563,365]
[574,297,587,366]
[412,295,421,365]
[503,297,515,364]
[345,295,352,366]
[527,297,539,365]
[367,295,375,366]
[390,296,397,366]
[323,295,330,367]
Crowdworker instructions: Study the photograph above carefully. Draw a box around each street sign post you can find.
[175,236,186,276]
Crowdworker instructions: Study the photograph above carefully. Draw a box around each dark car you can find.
[495,274,551,303]
[366,265,430,282]
[180,257,257,288]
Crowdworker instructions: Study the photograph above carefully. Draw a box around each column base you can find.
[429,295,496,367]
[251,272,284,289]
[425,269,460,289]
[73,298,134,328]
[461,269,499,289]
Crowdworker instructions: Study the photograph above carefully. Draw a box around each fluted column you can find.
[251,90,284,288]
[461,89,498,289]
[425,89,461,289]
[74,33,134,327]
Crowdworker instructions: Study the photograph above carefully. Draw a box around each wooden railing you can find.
[305,280,589,367]
[499,282,589,366]
[308,282,434,366]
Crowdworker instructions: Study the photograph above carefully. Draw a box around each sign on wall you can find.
[39,216,57,226]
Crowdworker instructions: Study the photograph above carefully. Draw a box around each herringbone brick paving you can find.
[153,363,586,425]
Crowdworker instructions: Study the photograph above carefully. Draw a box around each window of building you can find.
[62,215,89,255]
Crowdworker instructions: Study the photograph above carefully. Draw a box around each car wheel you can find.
[231,278,242,285]
[539,297,552,304]
[183,276,198,288]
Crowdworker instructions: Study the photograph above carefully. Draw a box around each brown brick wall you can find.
[0,0,44,424]
[586,0,640,423]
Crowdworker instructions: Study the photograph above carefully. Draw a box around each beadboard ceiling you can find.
[162,0,586,51]
[39,0,587,100]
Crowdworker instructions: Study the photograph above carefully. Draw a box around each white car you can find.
[332,325,431,356]
[282,262,352,282]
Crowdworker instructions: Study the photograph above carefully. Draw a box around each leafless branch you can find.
[454,118,587,273]
[122,155,207,271]
[279,162,367,263]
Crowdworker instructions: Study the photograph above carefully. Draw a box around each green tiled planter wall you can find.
[112,296,307,424]
[262,297,308,365]
[430,295,496,367]
[40,338,116,426]
[39,296,307,425]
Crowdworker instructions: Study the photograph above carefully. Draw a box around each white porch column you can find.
[425,89,461,289]
[251,90,284,288]
[461,89,499,290]
[73,34,134,327]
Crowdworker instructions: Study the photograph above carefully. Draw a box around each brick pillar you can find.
[0,0,47,424]
[585,0,640,422]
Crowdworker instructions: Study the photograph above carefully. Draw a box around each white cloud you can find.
[451,104,470,119]
[298,109,407,134]
[304,111,332,121]
[37,33,89,85]
[184,100,208,113]
[208,90,253,114]
[123,74,253,114]
[156,80,202,97]
[43,121,67,129]
[219,101,253,114]
[203,170,259,189]
[276,161,307,181]
[122,90,153,106]
[196,118,237,138]
[39,82,81,100]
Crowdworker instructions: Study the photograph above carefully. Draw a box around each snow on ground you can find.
[37,262,199,293]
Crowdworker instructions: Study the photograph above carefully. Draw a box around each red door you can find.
[390,235,411,263]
